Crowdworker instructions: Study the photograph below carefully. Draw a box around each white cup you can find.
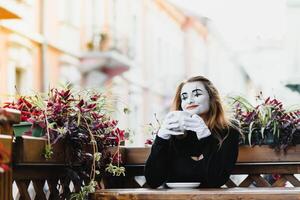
[168,111,192,132]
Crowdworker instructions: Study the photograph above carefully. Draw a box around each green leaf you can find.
[44,144,53,160]
[261,126,265,139]
[273,122,277,136]
[230,96,254,112]
[94,152,102,162]
[248,121,255,147]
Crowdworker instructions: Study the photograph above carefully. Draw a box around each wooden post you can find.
[0,108,20,200]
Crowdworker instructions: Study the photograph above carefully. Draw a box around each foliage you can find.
[144,113,161,146]
[3,86,127,199]
[231,93,300,151]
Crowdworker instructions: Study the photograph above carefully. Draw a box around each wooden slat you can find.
[90,188,300,200]
[232,164,300,174]
[251,175,271,187]
[7,169,13,200]
[239,175,253,187]
[0,172,4,200]
[16,180,31,200]
[32,180,47,200]
[284,175,300,187]
[47,179,60,199]
[272,177,287,187]
[225,178,237,188]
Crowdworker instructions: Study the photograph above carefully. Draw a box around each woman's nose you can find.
[187,96,195,104]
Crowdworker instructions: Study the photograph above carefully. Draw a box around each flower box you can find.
[13,136,65,164]
[238,145,300,163]
[13,136,124,164]
[13,122,43,137]
[113,145,300,165]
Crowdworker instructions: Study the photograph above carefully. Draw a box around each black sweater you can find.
[144,128,240,188]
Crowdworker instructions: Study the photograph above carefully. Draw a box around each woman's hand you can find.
[157,112,184,140]
[182,114,211,140]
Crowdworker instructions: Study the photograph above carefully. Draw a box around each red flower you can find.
[145,139,153,145]
[0,164,10,172]
[115,128,125,142]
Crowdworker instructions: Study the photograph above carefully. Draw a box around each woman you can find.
[145,76,240,188]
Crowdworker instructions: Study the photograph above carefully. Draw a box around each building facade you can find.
[0,0,249,145]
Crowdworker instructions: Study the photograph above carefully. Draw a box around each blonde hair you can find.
[172,76,233,142]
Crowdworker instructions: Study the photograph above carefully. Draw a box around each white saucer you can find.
[166,182,201,189]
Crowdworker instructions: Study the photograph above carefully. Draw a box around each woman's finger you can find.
[165,122,180,130]
[166,118,179,124]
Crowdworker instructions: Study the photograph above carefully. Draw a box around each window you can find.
[59,0,81,28]
[15,67,26,94]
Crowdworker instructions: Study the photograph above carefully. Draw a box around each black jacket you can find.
[144,128,240,188]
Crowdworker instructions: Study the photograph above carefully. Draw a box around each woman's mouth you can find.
[186,104,199,110]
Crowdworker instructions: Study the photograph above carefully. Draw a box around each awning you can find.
[79,51,132,79]
[0,4,21,19]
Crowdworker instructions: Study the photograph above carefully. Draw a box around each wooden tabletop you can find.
[90,188,300,200]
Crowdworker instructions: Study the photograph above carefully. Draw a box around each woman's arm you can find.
[198,128,240,187]
[144,136,170,188]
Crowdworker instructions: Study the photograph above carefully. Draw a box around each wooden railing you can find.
[9,137,300,199]
[0,116,299,199]
[91,146,300,200]
[100,145,300,188]
[12,136,82,200]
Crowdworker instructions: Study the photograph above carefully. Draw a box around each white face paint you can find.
[180,81,210,115]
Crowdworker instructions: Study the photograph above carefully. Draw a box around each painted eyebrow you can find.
[181,92,187,96]
[192,89,203,93]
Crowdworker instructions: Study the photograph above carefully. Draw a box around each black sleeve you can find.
[144,136,170,188]
[198,128,240,187]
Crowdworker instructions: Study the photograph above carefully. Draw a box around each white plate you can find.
[166,182,201,189]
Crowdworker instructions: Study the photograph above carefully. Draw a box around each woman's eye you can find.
[182,97,187,100]
[195,93,202,97]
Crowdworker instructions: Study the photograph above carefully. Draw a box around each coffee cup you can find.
[168,111,191,132]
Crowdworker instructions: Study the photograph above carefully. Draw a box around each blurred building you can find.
[3,0,275,146]
[0,0,83,97]
[0,0,212,145]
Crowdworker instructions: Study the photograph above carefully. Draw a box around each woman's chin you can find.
[184,109,199,115]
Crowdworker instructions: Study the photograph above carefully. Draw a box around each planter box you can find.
[13,136,65,164]
[13,122,44,137]
[115,145,300,166]
[238,145,300,163]
[13,137,300,165]
[13,136,123,164]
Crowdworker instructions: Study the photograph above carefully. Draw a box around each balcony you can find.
[79,32,134,86]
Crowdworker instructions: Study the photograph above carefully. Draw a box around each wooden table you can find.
[90,188,300,200]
